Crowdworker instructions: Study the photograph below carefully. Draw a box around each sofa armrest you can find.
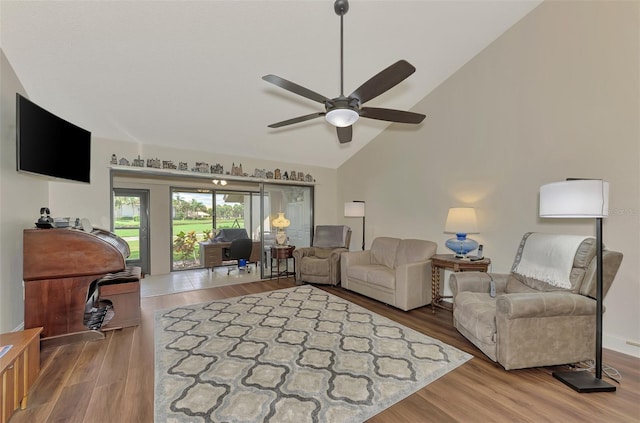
[496,292,596,319]
[394,260,432,311]
[340,250,371,289]
[292,247,315,260]
[329,248,349,261]
[341,250,371,267]
[450,272,509,297]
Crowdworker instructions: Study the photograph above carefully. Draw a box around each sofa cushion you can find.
[346,264,396,290]
[300,256,331,276]
[453,292,497,347]
[396,239,437,267]
[313,247,333,259]
[370,237,400,269]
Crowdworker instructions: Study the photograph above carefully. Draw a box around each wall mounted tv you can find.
[16,93,91,184]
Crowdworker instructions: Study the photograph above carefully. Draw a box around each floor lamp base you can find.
[552,371,616,393]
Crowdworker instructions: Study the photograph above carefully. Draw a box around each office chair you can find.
[223,238,253,275]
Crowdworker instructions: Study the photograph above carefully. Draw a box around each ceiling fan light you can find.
[325,108,359,127]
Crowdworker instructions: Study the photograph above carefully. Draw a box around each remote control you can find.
[490,279,496,298]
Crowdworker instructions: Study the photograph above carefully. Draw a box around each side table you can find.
[431,254,491,313]
[270,246,295,282]
[0,327,43,423]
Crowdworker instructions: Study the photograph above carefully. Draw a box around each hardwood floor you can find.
[10,279,640,422]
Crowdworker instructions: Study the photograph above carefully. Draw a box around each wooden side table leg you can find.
[431,265,439,313]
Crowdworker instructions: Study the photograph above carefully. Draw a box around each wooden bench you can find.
[95,266,142,330]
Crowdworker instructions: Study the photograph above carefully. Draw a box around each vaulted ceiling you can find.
[1,0,541,169]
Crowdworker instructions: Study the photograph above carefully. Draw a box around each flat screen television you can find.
[16,93,91,183]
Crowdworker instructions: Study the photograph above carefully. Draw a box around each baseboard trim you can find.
[604,334,640,358]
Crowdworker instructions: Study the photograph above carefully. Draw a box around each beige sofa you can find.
[340,237,437,311]
[450,232,623,370]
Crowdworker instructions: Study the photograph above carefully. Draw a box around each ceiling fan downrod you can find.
[335,0,349,97]
[325,0,359,128]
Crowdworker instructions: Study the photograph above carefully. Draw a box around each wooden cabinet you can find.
[0,327,42,423]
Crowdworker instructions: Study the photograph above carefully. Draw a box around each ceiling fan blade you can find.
[350,60,416,104]
[337,126,352,144]
[268,112,325,128]
[262,74,330,104]
[360,107,426,124]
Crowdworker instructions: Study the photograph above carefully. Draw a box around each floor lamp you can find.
[344,201,365,250]
[539,179,615,393]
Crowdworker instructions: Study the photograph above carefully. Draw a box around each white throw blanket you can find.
[513,233,592,289]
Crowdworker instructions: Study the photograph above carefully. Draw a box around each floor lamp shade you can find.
[344,201,365,250]
[344,201,365,217]
[539,179,614,393]
[540,180,609,218]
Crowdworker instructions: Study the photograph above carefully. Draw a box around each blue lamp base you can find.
[445,233,478,258]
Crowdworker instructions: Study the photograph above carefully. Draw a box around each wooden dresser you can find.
[0,327,42,423]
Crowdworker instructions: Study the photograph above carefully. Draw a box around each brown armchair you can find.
[292,225,351,285]
[450,232,623,370]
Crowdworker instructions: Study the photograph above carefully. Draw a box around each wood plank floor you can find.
[10,278,640,422]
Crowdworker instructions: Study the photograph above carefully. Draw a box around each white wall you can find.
[48,137,339,275]
[1,47,338,331]
[337,1,639,357]
[0,50,49,333]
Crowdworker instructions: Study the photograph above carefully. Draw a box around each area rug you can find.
[155,285,472,423]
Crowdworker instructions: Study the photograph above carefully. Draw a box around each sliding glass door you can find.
[171,189,214,270]
[260,184,313,278]
[113,188,150,274]
[170,188,261,271]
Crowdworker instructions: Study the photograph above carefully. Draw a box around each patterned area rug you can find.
[155,286,472,422]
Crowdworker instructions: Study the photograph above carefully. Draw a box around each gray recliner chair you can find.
[450,232,623,370]
[292,225,351,285]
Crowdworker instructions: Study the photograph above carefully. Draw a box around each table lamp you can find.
[540,179,615,393]
[444,207,479,258]
[272,212,290,246]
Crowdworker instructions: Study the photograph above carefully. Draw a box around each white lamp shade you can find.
[326,109,359,127]
[444,207,479,234]
[540,180,609,218]
[344,201,365,217]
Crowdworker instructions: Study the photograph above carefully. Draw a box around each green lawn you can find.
[114,218,246,263]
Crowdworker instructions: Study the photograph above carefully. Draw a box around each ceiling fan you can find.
[262,0,426,144]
